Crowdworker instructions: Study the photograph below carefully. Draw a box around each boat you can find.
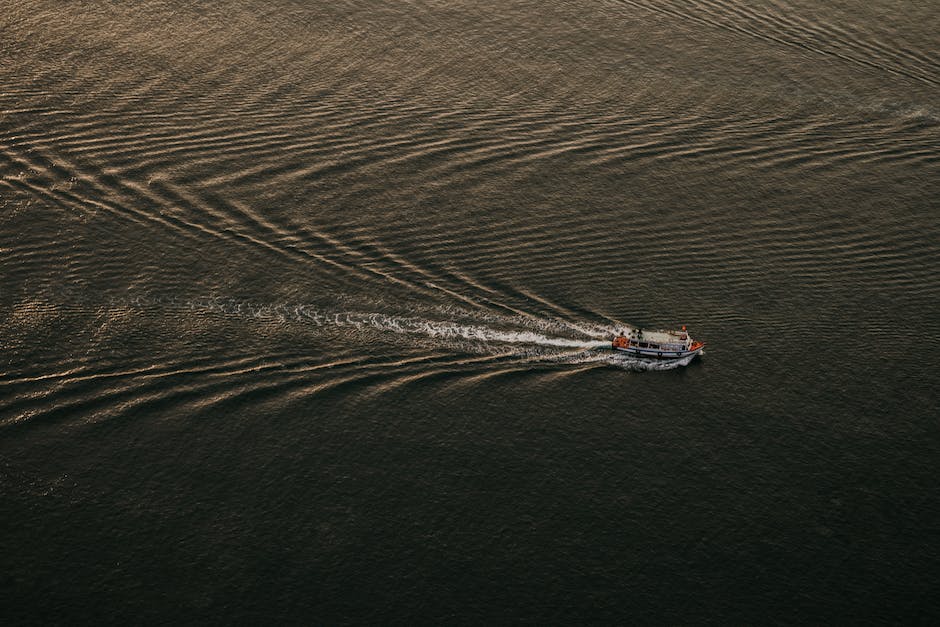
[611,326,705,359]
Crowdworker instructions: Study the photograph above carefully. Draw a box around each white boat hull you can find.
[612,345,704,360]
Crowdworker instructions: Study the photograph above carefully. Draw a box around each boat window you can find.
[638,342,649,348]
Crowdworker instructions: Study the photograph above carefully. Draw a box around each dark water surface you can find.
[2,1,939,623]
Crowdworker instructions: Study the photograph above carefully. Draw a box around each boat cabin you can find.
[611,326,704,359]
[613,328,691,351]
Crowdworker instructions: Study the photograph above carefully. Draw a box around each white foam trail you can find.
[303,311,610,349]
[122,296,613,348]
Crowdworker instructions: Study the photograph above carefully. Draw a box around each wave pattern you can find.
[0,295,697,429]
[616,0,940,88]
[2,2,940,623]
[0,0,938,431]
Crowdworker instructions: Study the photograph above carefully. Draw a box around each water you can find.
[2,0,938,623]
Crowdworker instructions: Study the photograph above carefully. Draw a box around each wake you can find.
[119,296,694,371]
[303,311,611,349]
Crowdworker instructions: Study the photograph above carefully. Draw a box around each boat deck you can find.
[630,329,687,344]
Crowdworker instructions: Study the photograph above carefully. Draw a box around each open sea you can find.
[2,1,938,623]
